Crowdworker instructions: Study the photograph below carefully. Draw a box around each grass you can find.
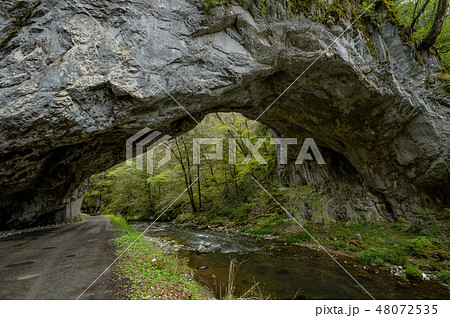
[330,240,347,250]
[280,208,449,284]
[72,216,83,222]
[285,231,311,243]
[109,198,449,285]
[408,236,437,258]
[405,265,423,281]
[107,215,210,299]
[438,270,450,284]
[172,202,449,285]
[356,247,408,266]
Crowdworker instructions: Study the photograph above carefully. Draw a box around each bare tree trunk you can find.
[147,182,151,201]
[197,164,201,209]
[409,0,432,33]
[182,137,197,212]
[418,0,448,50]
[174,138,197,212]
[204,154,218,185]
[232,165,240,202]
[223,162,230,197]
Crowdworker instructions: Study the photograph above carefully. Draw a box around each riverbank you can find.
[132,220,450,299]
[107,215,211,299]
[172,208,450,287]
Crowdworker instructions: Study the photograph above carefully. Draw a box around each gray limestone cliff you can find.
[0,0,448,229]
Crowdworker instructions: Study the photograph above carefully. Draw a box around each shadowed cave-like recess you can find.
[0,0,448,229]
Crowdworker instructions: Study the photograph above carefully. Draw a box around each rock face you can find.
[0,0,448,229]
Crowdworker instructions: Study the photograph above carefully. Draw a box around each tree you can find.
[408,0,432,34]
[392,0,449,68]
[170,136,197,212]
[417,0,449,50]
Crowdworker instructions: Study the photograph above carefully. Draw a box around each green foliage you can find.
[108,215,208,299]
[404,207,438,235]
[408,236,436,257]
[356,248,386,265]
[438,270,450,283]
[405,264,423,281]
[255,213,286,234]
[258,0,269,14]
[242,212,287,236]
[203,0,232,11]
[391,0,450,70]
[331,240,347,250]
[278,185,325,222]
[230,203,252,222]
[72,216,83,222]
[83,164,156,220]
[358,0,377,14]
[108,214,130,232]
[84,112,280,227]
[436,72,450,91]
[356,247,408,266]
[285,231,311,243]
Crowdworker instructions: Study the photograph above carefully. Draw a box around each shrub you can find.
[247,228,280,236]
[405,208,437,235]
[230,203,252,222]
[357,248,385,265]
[107,214,130,232]
[437,270,450,284]
[257,213,286,228]
[331,240,347,250]
[356,248,407,266]
[208,216,223,226]
[408,236,437,257]
[405,265,422,281]
[247,213,286,236]
[285,231,311,243]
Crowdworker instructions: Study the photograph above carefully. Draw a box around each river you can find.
[133,222,449,300]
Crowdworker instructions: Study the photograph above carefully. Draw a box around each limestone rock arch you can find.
[0,0,448,229]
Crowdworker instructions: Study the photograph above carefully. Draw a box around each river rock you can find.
[197,244,212,254]
[184,270,195,281]
[0,0,448,229]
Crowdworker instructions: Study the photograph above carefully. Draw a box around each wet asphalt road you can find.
[0,215,117,299]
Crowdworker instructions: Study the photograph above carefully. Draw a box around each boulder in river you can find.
[196,244,212,254]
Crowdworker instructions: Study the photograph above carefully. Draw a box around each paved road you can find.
[0,215,117,299]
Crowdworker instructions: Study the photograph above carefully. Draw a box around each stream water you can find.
[133,222,449,300]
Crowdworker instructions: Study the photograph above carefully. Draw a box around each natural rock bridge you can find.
[0,0,448,229]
